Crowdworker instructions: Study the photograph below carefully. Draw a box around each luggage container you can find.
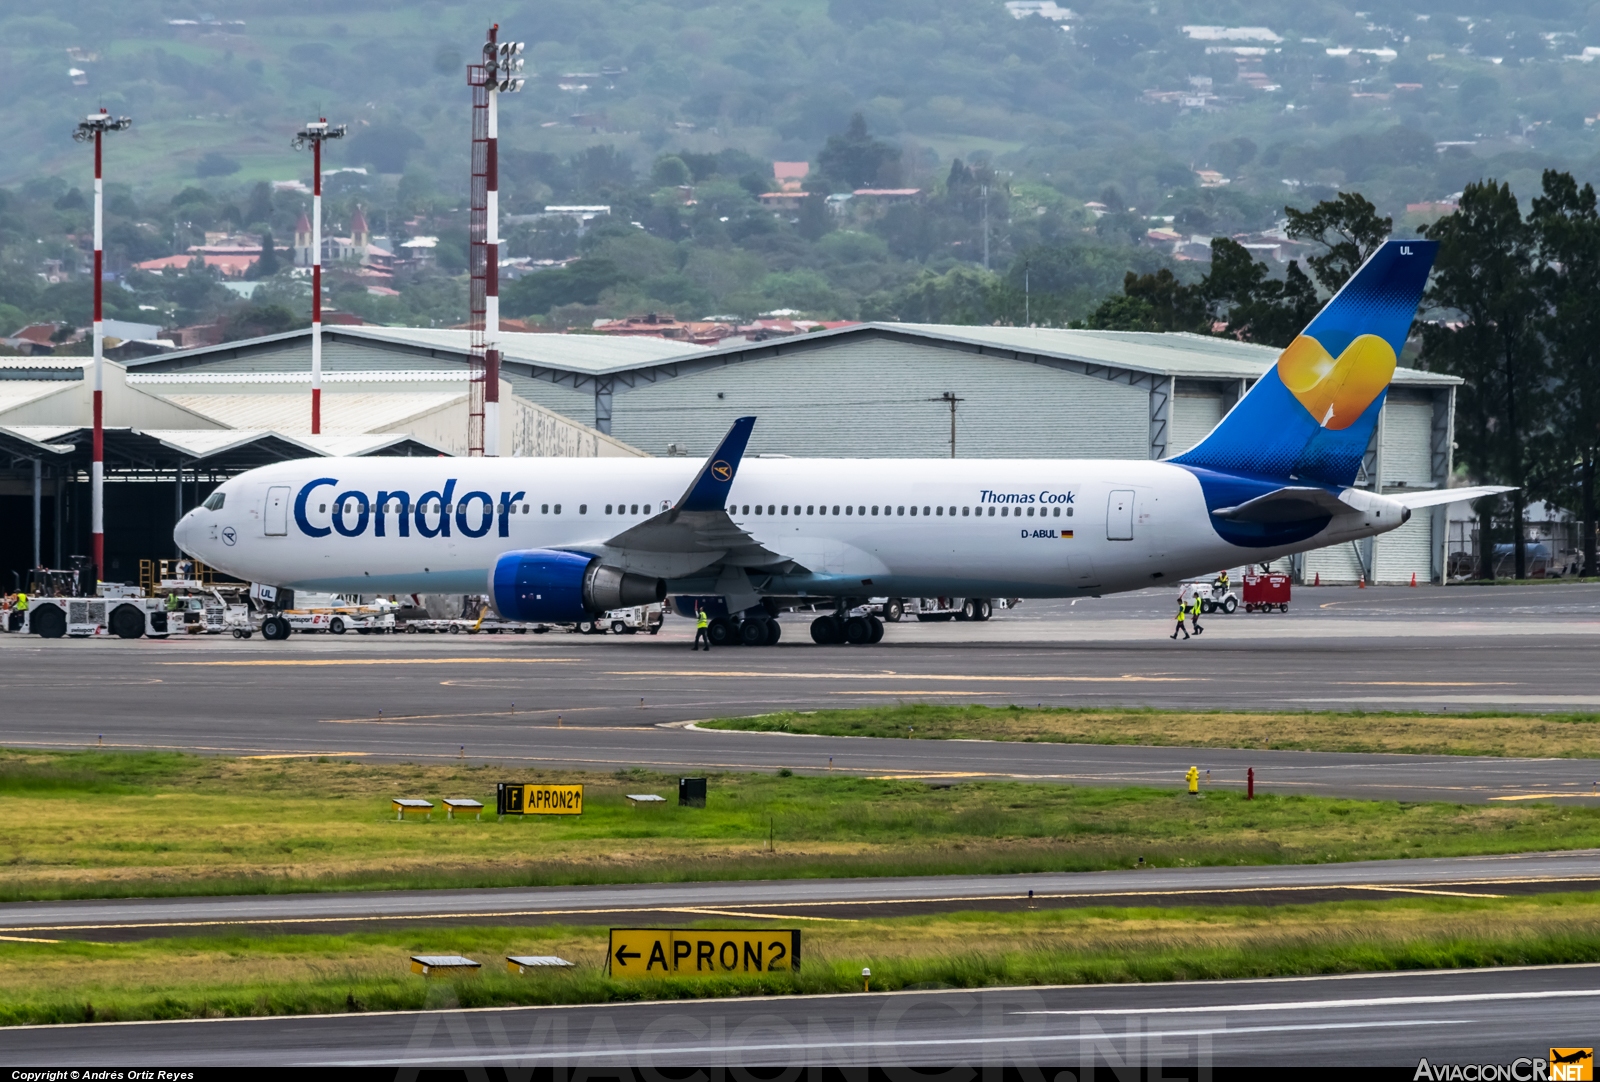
[1242,572,1291,613]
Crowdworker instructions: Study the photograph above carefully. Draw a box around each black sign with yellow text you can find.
[608,928,801,978]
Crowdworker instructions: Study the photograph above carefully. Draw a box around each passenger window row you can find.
[727,503,1074,519]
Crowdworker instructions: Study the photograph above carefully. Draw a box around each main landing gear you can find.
[706,616,783,647]
[810,613,884,645]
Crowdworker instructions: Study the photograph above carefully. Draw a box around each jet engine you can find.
[489,549,664,623]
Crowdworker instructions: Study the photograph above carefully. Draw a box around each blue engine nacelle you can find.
[490,549,664,623]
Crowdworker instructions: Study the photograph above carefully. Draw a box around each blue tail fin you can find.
[1171,238,1437,486]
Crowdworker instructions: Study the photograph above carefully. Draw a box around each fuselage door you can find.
[1107,489,1135,541]
[265,485,290,536]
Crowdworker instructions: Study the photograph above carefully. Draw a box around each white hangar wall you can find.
[608,337,1152,460]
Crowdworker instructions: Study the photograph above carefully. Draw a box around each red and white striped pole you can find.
[483,70,500,456]
[482,32,522,457]
[293,119,345,436]
[74,109,130,587]
[312,132,322,433]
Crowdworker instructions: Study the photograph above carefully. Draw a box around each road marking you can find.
[0,933,63,943]
[331,1019,1468,1066]
[1490,793,1599,801]
[157,658,581,667]
[1345,885,1506,898]
[839,690,995,696]
[1017,987,1600,1016]
[1330,681,1520,687]
[10,878,1579,933]
[607,670,1195,683]
[664,907,853,923]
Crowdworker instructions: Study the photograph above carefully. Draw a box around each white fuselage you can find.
[175,457,1402,600]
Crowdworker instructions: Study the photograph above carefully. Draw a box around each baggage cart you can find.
[1242,572,1291,613]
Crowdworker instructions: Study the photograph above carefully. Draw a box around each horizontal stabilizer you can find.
[1212,486,1349,523]
[1386,485,1516,510]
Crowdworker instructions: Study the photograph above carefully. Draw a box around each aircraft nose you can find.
[173,511,197,554]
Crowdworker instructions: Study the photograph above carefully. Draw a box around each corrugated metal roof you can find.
[158,390,464,434]
[126,321,1459,387]
[0,381,76,414]
[346,327,704,372]
[127,370,469,385]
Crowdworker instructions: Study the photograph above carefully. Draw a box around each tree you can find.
[1422,180,1547,579]
[250,229,279,279]
[1202,239,1320,347]
[1284,192,1392,293]
[1529,169,1600,577]
[244,181,273,228]
[817,114,902,190]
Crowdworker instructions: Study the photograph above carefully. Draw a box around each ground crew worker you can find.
[15,591,26,613]
[1169,593,1189,640]
[1218,569,1230,594]
[165,592,180,613]
[692,605,711,651]
[1190,590,1204,635]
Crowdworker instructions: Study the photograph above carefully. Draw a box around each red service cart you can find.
[1242,572,1291,613]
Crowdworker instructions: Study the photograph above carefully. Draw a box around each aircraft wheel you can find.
[110,604,145,640]
[261,616,290,641]
[867,615,884,643]
[765,620,782,646]
[882,599,904,622]
[329,617,346,635]
[739,619,767,646]
[31,606,65,639]
[708,617,736,646]
[1223,597,1238,614]
[809,616,838,645]
[844,616,871,645]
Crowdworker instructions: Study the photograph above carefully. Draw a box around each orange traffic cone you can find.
[1358,575,1366,589]
[1410,571,1417,587]
[1313,572,1320,586]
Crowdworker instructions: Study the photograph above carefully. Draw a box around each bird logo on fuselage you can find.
[711,460,733,482]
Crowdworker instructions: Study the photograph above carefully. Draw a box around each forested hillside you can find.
[6,0,1600,332]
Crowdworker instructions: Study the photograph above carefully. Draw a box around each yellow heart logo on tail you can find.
[1276,333,1397,430]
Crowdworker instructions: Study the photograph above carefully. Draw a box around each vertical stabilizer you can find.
[1171,238,1437,485]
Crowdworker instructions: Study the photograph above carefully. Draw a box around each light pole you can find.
[469,26,524,456]
[73,108,131,587]
[292,118,346,435]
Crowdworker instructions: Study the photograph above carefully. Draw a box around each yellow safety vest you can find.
[696,611,708,629]
[15,593,26,611]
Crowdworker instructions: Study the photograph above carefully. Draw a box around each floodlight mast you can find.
[292,119,346,435]
[73,108,132,587]
[468,25,524,456]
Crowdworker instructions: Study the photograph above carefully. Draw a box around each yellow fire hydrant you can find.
[1186,765,1200,796]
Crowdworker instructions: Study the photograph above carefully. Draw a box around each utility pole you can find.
[73,108,132,587]
[1024,264,1030,326]
[934,392,964,458]
[468,25,525,457]
[292,118,345,435]
[980,185,990,271]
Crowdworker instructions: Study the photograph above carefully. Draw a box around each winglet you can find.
[675,416,756,513]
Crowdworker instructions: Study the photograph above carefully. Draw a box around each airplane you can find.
[175,238,1510,645]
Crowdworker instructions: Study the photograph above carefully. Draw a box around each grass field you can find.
[699,704,1600,758]
[5,748,1600,901]
[5,893,1600,1025]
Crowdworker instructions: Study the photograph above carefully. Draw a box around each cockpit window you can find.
[202,491,225,511]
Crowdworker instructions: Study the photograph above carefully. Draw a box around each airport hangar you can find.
[1,323,1459,588]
